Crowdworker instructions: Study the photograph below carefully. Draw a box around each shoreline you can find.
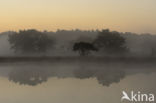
[0,56,156,63]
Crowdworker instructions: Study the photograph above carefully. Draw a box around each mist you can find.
[0,29,156,57]
[0,61,155,86]
[0,31,15,56]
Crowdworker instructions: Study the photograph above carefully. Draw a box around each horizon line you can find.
[0,28,155,35]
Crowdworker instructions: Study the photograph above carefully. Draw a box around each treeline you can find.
[1,29,156,57]
[8,29,129,56]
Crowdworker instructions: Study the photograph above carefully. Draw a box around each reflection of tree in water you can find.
[96,69,125,86]
[9,65,125,87]
[9,68,49,86]
[74,67,125,86]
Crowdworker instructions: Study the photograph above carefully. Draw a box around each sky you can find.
[0,0,156,34]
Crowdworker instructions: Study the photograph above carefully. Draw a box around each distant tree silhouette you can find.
[73,42,98,56]
[94,29,128,54]
[8,29,54,54]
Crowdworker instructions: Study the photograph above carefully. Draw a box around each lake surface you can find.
[0,61,155,103]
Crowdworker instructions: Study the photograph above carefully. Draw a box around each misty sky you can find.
[0,0,156,34]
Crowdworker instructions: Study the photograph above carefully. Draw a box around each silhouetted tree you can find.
[8,29,54,54]
[73,42,98,56]
[94,29,128,54]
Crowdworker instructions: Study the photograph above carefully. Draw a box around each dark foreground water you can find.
[0,61,155,103]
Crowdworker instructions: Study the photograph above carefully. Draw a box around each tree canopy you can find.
[8,29,54,54]
[73,42,98,56]
[94,29,128,54]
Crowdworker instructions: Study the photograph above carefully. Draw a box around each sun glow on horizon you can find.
[0,0,156,34]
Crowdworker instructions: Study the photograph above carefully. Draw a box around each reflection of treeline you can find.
[74,67,125,86]
[9,66,125,86]
[9,68,49,86]
[6,29,156,57]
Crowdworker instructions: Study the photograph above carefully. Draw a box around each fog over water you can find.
[0,61,155,103]
[0,30,156,103]
[0,0,156,102]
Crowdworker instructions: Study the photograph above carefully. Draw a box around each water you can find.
[0,61,155,103]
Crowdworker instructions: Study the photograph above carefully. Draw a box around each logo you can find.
[121,91,154,102]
